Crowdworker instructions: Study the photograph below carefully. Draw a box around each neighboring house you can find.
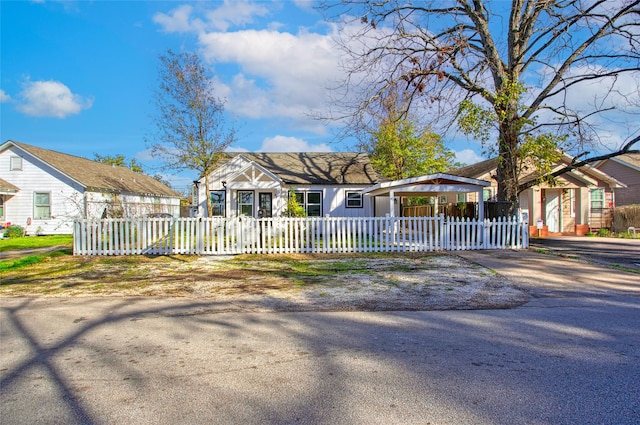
[593,153,640,206]
[0,140,181,235]
[194,152,382,218]
[450,154,625,235]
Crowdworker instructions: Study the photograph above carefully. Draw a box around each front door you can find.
[545,189,560,233]
[258,193,272,218]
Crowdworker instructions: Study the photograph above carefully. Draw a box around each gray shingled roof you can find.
[227,152,383,185]
[448,158,497,179]
[5,141,180,198]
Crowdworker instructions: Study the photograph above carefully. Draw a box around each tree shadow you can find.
[1,287,639,424]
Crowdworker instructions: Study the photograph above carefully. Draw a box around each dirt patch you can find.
[0,252,530,311]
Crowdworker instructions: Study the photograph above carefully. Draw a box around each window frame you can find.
[210,190,226,217]
[345,191,363,208]
[456,193,466,203]
[590,188,605,213]
[237,191,254,217]
[483,188,494,202]
[10,156,23,171]
[34,192,51,219]
[294,191,323,217]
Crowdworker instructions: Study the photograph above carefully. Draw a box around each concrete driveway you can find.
[1,250,639,425]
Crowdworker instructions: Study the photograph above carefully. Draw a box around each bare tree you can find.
[321,0,640,207]
[147,50,236,216]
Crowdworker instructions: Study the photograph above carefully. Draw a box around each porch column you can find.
[477,187,485,222]
[575,187,588,225]
[389,190,395,217]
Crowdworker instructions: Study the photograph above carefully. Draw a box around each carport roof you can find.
[362,173,490,197]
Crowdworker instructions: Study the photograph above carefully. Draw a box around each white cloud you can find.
[259,135,332,152]
[204,0,269,31]
[17,80,92,118]
[199,28,341,130]
[0,89,11,102]
[153,5,199,33]
[154,1,270,33]
[454,149,483,166]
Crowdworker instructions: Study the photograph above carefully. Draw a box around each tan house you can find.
[451,154,625,236]
[1,140,181,235]
[594,153,640,206]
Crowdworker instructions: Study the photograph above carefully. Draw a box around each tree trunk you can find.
[496,122,520,213]
[204,174,213,218]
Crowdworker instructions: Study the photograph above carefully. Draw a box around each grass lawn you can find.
[0,235,73,252]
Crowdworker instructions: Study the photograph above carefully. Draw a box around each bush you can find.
[3,225,25,238]
[283,188,306,217]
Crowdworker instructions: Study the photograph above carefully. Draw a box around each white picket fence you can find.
[73,215,529,256]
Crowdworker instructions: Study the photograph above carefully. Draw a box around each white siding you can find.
[1,145,181,235]
[1,145,84,234]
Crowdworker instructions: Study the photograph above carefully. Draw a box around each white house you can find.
[0,140,181,235]
[195,152,383,218]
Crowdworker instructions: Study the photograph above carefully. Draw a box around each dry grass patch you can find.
[0,252,529,311]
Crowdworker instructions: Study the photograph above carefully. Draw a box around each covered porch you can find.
[362,174,491,222]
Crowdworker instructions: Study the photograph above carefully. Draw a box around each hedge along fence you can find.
[73,215,529,256]
[612,205,640,233]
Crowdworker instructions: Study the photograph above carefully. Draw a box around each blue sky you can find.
[1,0,485,191]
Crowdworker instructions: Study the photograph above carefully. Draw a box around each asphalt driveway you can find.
[1,249,639,425]
[530,236,640,272]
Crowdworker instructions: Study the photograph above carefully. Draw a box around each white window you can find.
[0,196,4,220]
[590,188,604,213]
[438,195,448,203]
[238,191,254,216]
[345,191,363,208]
[483,188,494,201]
[34,192,51,219]
[457,193,466,203]
[10,156,23,171]
[295,191,323,217]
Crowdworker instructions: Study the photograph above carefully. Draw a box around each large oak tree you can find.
[322,0,640,207]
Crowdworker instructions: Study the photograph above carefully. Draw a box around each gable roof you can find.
[450,154,624,188]
[224,152,382,185]
[0,178,19,194]
[448,158,497,179]
[2,140,180,198]
[363,173,490,197]
[606,152,640,172]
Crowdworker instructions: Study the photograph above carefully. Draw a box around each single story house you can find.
[594,153,640,206]
[1,140,181,235]
[450,154,625,236]
[194,152,384,218]
[195,152,496,222]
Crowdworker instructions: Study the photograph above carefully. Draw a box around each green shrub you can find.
[597,228,610,237]
[3,225,25,238]
[283,188,306,217]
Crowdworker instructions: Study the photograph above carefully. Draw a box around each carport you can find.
[362,173,491,222]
